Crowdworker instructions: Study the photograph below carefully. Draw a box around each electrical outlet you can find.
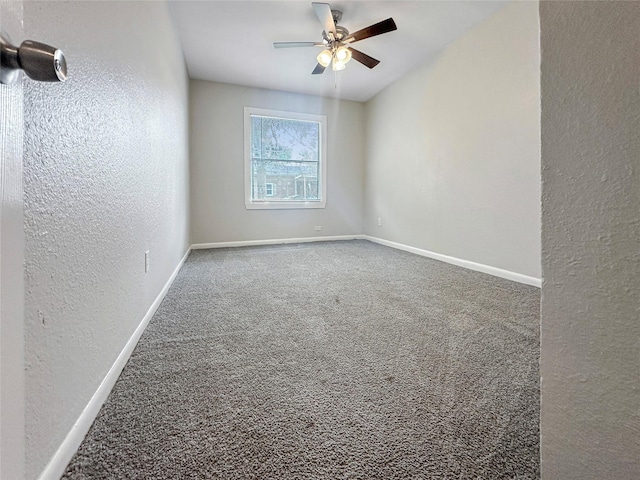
[377,217,382,226]
[314,225,322,232]
[145,250,150,273]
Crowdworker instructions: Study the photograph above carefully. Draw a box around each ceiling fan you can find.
[273,2,397,75]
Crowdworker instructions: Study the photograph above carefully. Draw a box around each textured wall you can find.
[364,2,541,279]
[540,2,640,478]
[190,80,365,244]
[23,2,189,478]
[0,1,25,477]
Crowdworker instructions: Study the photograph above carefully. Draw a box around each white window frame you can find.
[244,107,327,210]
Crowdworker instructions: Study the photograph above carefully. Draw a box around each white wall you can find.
[190,81,365,244]
[539,2,640,478]
[364,2,541,280]
[23,2,189,478]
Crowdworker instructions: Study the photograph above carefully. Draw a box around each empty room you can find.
[1,1,638,479]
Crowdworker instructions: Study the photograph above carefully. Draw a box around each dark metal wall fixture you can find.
[1,33,67,84]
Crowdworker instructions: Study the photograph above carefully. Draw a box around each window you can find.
[244,107,327,209]
[265,183,275,196]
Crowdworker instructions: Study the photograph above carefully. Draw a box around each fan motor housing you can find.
[323,25,350,43]
[320,10,349,43]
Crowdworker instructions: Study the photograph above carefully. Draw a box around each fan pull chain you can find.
[333,69,343,90]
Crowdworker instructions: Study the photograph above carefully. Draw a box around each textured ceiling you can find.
[169,1,507,102]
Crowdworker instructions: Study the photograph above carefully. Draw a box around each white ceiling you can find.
[169,1,507,102]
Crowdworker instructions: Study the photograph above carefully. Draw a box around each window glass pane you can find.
[251,159,319,201]
[250,115,320,202]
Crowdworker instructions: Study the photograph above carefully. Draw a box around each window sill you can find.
[245,200,326,210]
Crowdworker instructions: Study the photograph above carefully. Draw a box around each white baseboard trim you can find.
[37,247,192,480]
[363,235,541,288]
[191,235,365,250]
[191,235,541,287]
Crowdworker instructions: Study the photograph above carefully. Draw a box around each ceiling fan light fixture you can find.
[332,57,346,71]
[335,46,352,63]
[317,49,332,67]
[273,3,396,77]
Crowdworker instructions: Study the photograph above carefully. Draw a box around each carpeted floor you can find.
[63,240,540,479]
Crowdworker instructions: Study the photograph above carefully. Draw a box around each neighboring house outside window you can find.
[244,107,327,209]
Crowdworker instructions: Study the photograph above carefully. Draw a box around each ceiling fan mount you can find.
[273,2,397,75]
[330,9,343,26]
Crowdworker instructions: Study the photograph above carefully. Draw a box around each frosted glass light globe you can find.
[335,46,352,63]
[317,50,332,67]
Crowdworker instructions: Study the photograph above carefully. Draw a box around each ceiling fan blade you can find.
[273,42,323,48]
[312,63,326,75]
[347,48,380,69]
[312,2,337,38]
[344,18,397,44]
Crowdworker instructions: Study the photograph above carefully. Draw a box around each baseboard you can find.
[191,235,365,250]
[191,235,540,287]
[37,247,192,480]
[363,235,541,288]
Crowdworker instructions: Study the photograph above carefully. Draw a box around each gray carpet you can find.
[63,240,540,479]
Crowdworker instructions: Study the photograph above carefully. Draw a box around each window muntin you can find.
[244,107,327,209]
